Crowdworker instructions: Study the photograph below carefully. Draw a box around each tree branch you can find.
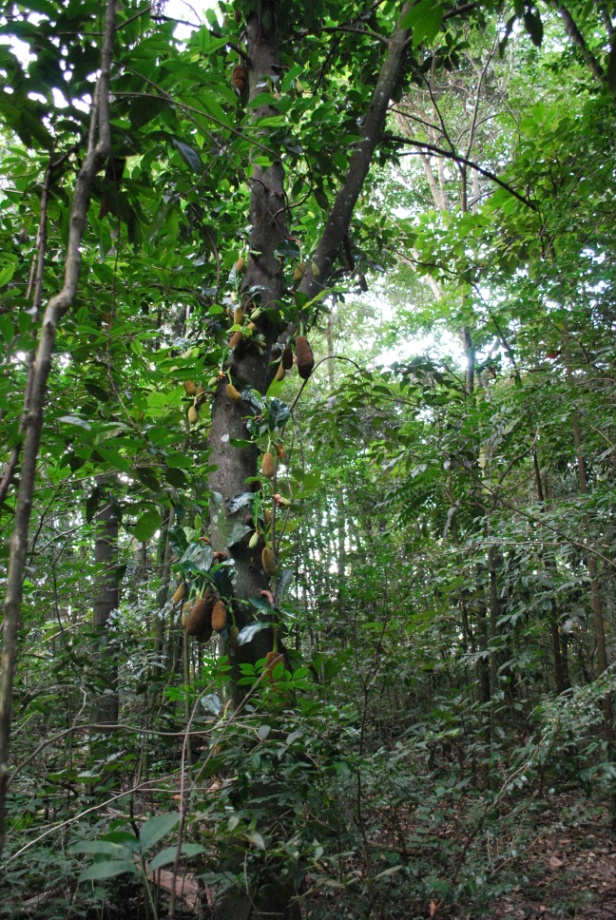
[300,2,415,303]
[393,136,538,209]
[0,0,118,863]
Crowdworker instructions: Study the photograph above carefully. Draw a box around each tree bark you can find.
[207,0,415,668]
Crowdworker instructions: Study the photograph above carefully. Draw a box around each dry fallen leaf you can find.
[548,855,564,870]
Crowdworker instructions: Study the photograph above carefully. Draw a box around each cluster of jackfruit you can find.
[173,584,229,643]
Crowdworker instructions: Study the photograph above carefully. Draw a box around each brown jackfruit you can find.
[183,381,197,396]
[229,330,244,349]
[233,306,244,326]
[185,593,215,636]
[212,599,227,632]
[231,64,247,93]
[282,345,293,370]
[295,336,315,379]
[195,621,213,643]
[188,405,199,425]
[264,650,285,683]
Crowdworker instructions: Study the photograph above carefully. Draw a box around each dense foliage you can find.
[1,0,616,918]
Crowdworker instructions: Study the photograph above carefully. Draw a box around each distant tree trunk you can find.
[92,496,120,727]
[487,545,500,702]
[155,506,175,658]
[476,600,491,706]
[532,440,569,694]
[464,325,475,396]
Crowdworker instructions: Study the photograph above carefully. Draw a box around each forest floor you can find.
[446,793,616,920]
[9,790,616,920]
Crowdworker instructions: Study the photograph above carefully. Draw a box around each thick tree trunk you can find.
[207,1,289,677]
[207,0,415,668]
[206,5,415,916]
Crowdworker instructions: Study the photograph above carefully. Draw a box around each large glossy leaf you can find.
[134,508,163,542]
[79,859,138,882]
[139,812,180,853]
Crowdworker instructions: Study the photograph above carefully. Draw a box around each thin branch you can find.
[393,136,538,209]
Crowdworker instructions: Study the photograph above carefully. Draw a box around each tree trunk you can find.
[92,495,120,727]
[206,4,415,915]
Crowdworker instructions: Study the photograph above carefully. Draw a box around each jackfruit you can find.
[226,382,243,403]
[185,593,214,636]
[293,262,306,283]
[282,345,293,370]
[295,336,315,379]
[212,599,227,632]
[261,452,275,478]
[262,546,277,576]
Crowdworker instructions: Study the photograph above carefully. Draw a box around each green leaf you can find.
[402,0,443,46]
[249,595,275,612]
[245,830,265,850]
[148,842,205,872]
[79,859,138,881]
[70,840,136,858]
[172,138,203,174]
[228,491,255,514]
[139,812,180,853]
[179,541,213,575]
[0,315,13,343]
[0,260,17,287]
[134,509,163,542]
[268,398,290,430]
[135,467,160,491]
[58,415,92,430]
[226,520,251,547]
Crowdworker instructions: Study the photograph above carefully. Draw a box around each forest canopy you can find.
[1,0,616,918]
